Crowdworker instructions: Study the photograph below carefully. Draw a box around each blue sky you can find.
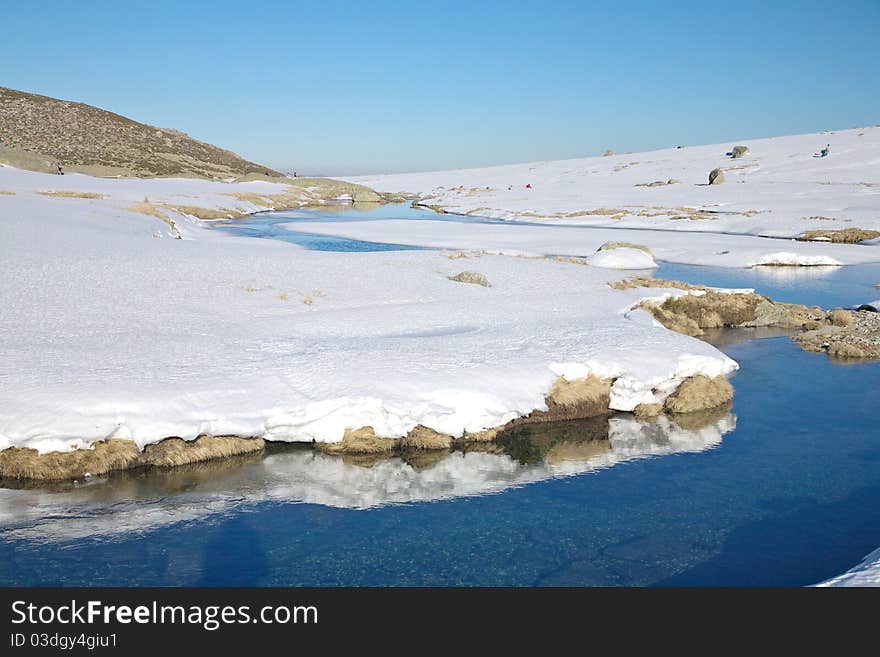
[2,0,878,174]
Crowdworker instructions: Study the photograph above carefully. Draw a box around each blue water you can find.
[656,262,880,309]
[0,333,877,586]
[211,205,430,251]
[1,208,878,586]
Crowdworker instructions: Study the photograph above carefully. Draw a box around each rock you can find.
[448,271,490,287]
[730,145,749,158]
[603,149,615,156]
[664,375,734,414]
[857,304,878,313]
[708,168,725,185]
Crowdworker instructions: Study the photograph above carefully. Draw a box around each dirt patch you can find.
[0,190,16,195]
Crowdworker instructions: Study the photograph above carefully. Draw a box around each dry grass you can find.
[0,435,266,481]
[0,439,140,481]
[37,190,105,199]
[316,427,398,455]
[609,276,707,292]
[664,375,733,414]
[598,241,654,256]
[796,228,880,243]
[633,403,663,418]
[506,376,614,425]
[140,435,264,468]
[125,200,181,238]
[399,425,453,450]
[0,190,15,195]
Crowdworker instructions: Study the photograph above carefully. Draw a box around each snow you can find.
[2,124,875,455]
[287,218,880,267]
[816,548,880,587]
[751,251,842,267]
[588,247,658,269]
[345,126,880,240]
[0,410,734,540]
[0,165,742,454]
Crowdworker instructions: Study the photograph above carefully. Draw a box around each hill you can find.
[0,86,282,179]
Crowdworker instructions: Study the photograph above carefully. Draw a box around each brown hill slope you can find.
[0,86,283,179]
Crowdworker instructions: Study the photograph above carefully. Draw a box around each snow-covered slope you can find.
[0,165,738,454]
[346,127,880,239]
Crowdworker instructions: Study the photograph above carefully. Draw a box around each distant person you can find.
[57,164,64,175]
[525,183,532,189]
[293,171,298,178]
[820,144,830,157]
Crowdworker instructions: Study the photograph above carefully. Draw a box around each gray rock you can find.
[448,271,491,287]
[708,168,725,185]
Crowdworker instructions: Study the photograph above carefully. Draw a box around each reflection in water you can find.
[656,261,880,309]
[749,265,841,280]
[0,412,734,545]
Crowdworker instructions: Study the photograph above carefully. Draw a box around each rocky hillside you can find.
[0,86,282,179]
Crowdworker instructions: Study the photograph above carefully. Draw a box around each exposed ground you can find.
[0,86,282,179]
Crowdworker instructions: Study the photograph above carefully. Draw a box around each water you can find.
[2,208,878,586]
[212,205,435,252]
[656,262,880,309]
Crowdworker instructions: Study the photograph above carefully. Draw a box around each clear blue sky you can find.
[2,0,878,175]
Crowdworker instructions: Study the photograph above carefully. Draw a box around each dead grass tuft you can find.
[796,228,880,243]
[664,376,733,414]
[37,190,105,199]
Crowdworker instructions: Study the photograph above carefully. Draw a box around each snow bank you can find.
[0,168,742,454]
[751,251,842,267]
[587,247,658,270]
[815,547,880,587]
